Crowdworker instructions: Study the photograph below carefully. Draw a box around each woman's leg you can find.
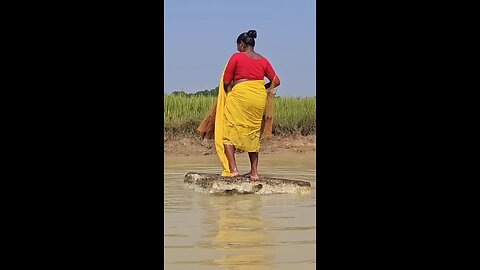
[247,152,259,179]
[224,144,238,176]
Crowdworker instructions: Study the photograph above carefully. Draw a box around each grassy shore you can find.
[164,94,316,137]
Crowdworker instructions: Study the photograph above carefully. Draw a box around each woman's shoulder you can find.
[257,53,270,63]
[230,52,243,58]
[230,52,268,62]
[245,52,268,61]
[253,52,268,60]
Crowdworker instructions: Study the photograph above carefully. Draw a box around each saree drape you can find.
[215,69,267,176]
[198,64,275,176]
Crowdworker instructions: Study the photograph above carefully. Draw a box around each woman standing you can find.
[215,30,281,179]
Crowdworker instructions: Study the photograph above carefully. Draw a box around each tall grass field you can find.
[164,94,316,136]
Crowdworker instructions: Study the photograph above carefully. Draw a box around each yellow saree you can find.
[215,65,267,176]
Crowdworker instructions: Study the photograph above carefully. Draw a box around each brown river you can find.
[164,152,316,269]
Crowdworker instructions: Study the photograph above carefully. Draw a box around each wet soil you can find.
[164,134,316,156]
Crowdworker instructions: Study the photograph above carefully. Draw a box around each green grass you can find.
[164,94,316,136]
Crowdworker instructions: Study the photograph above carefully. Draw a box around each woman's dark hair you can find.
[237,30,257,47]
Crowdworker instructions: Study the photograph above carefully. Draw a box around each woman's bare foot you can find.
[241,172,259,180]
[229,169,239,177]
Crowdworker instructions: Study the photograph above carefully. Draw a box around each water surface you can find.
[164,152,316,269]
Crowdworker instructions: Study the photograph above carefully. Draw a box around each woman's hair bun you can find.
[246,30,257,39]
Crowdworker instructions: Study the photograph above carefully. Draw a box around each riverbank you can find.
[164,134,316,156]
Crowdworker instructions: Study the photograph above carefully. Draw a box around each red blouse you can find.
[223,52,279,84]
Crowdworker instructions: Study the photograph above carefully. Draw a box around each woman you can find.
[215,30,280,179]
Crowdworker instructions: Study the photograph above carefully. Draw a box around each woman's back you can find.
[223,52,276,83]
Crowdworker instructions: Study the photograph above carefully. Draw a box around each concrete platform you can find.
[184,172,312,195]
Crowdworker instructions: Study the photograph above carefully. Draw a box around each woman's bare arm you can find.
[223,81,234,92]
[264,76,280,89]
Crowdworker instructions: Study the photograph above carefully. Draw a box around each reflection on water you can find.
[208,195,272,270]
[164,152,316,270]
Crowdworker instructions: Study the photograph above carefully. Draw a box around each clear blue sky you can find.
[164,0,316,97]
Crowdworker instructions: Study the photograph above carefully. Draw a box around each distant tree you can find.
[168,86,220,97]
[194,89,211,96]
[211,87,219,96]
[172,90,186,96]
[191,86,219,96]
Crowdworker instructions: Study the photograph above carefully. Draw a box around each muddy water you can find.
[164,152,316,270]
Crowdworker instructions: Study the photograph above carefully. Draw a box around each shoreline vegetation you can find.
[164,89,316,156]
